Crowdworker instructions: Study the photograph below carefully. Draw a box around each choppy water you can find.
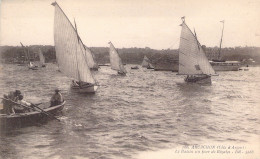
[0,64,259,159]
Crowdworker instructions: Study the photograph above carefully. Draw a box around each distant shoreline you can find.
[1,45,260,66]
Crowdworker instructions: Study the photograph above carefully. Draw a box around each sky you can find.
[0,0,260,49]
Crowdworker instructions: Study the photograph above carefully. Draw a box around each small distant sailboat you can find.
[108,42,127,75]
[28,61,38,70]
[141,56,154,69]
[52,2,98,93]
[177,17,217,84]
[38,48,46,67]
[20,42,38,70]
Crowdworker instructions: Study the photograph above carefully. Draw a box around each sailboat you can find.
[20,42,38,70]
[38,48,46,67]
[52,2,98,93]
[209,20,241,71]
[108,41,127,75]
[141,55,154,69]
[28,61,38,70]
[177,17,217,84]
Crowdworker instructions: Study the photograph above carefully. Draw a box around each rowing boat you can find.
[0,101,65,130]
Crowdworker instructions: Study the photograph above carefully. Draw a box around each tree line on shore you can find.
[0,45,260,65]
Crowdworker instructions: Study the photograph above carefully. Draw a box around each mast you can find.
[218,20,225,60]
[74,19,81,82]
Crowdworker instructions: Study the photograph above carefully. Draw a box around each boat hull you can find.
[29,65,38,70]
[118,71,126,76]
[0,101,65,130]
[184,75,211,84]
[210,61,240,71]
[212,65,240,71]
[131,66,139,69]
[147,67,154,69]
[29,67,38,70]
[90,67,99,71]
[71,82,98,93]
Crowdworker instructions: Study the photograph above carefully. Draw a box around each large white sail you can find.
[178,21,216,75]
[38,48,45,65]
[108,42,126,73]
[52,2,95,84]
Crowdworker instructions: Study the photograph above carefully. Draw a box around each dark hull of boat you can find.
[98,64,110,66]
[0,102,65,130]
[146,66,154,69]
[185,75,211,84]
[29,66,38,70]
[71,82,97,93]
[17,64,27,66]
[211,65,240,71]
[131,66,139,69]
[90,67,99,71]
[118,71,126,76]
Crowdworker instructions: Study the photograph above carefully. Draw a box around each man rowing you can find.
[1,90,36,114]
[1,90,22,114]
[50,89,64,107]
[14,95,34,113]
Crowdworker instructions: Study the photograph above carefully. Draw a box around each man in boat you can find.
[1,95,15,114]
[1,90,22,114]
[14,95,33,113]
[50,89,64,107]
[8,90,22,101]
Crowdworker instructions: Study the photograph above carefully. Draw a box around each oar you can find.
[1,97,60,121]
[30,103,60,121]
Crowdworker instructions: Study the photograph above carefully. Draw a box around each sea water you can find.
[0,64,259,159]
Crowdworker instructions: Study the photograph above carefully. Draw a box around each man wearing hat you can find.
[50,89,64,107]
[8,90,22,101]
[15,94,33,113]
[2,90,22,114]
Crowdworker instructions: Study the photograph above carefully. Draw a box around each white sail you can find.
[38,48,45,65]
[147,62,154,68]
[53,2,95,84]
[84,46,99,70]
[29,62,34,67]
[141,56,153,68]
[178,21,216,75]
[108,42,126,73]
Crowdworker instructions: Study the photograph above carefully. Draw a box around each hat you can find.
[15,90,21,95]
[55,89,60,92]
